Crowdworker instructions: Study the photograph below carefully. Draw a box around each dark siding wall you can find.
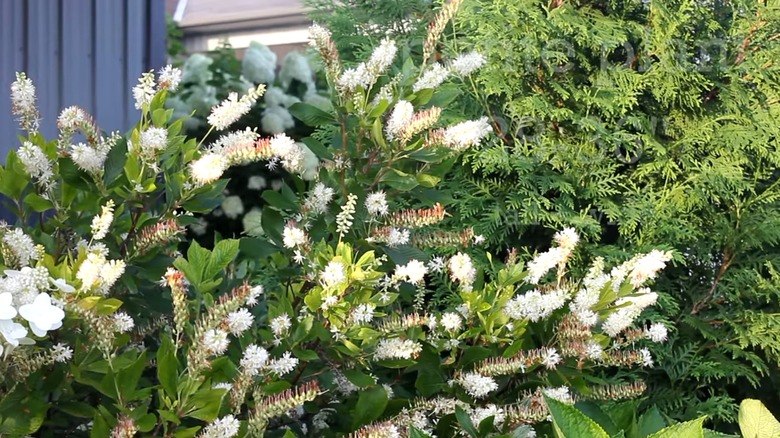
[0,0,166,157]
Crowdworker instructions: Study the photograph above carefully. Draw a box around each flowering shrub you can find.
[167,43,329,240]
[0,3,682,437]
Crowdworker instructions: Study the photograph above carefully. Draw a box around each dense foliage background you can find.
[306,0,780,430]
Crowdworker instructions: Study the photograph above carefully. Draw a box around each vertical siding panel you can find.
[147,0,167,71]
[26,0,60,140]
[126,0,147,125]
[61,0,95,111]
[94,0,126,132]
[0,0,26,157]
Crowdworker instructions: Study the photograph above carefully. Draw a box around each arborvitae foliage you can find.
[305,0,435,62]
[450,0,780,428]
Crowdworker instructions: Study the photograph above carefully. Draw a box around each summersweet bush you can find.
[167,42,329,240]
[0,5,687,438]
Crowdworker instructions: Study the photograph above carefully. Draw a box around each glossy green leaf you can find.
[289,102,335,126]
[647,417,706,438]
[739,399,780,438]
[157,335,179,398]
[545,396,609,438]
[352,386,389,429]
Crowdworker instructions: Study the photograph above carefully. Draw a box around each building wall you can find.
[0,0,167,158]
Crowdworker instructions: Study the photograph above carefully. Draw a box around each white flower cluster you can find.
[526,227,579,284]
[132,65,183,111]
[645,323,668,343]
[0,237,73,355]
[207,84,265,130]
[90,200,115,241]
[448,252,476,290]
[395,260,428,285]
[132,127,169,170]
[321,261,347,288]
[304,183,335,215]
[385,100,414,141]
[338,39,397,92]
[504,288,570,322]
[189,153,227,186]
[374,338,422,361]
[17,141,54,190]
[543,386,574,404]
[76,252,126,295]
[336,193,358,236]
[283,223,308,249]
[412,51,486,92]
[70,132,121,175]
[456,372,498,398]
[470,404,506,428]
[3,228,38,267]
[601,289,659,337]
[365,191,389,216]
[10,72,39,132]
[433,117,494,151]
[198,415,240,438]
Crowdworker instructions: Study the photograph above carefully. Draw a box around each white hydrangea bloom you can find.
[221,196,244,220]
[242,209,264,237]
[261,106,295,134]
[279,51,314,88]
[242,42,277,84]
[19,293,65,337]
[247,175,267,190]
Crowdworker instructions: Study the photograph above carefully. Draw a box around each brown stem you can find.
[691,250,733,315]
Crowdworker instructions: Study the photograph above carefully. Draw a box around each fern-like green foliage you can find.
[448,0,780,430]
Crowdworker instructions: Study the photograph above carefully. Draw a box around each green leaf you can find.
[380,168,419,191]
[23,192,53,212]
[104,136,128,186]
[204,238,239,280]
[344,369,376,387]
[117,351,147,401]
[428,86,461,107]
[638,406,667,437]
[410,427,434,438]
[739,399,780,438]
[455,405,479,438]
[544,396,609,438]
[186,388,226,422]
[647,417,706,438]
[262,189,298,211]
[0,396,47,435]
[574,402,619,436]
[157,335,179,398]
[416,173,440,188]
[174,426,202,438]
[289,102,335,126]
[351,386,389,429]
